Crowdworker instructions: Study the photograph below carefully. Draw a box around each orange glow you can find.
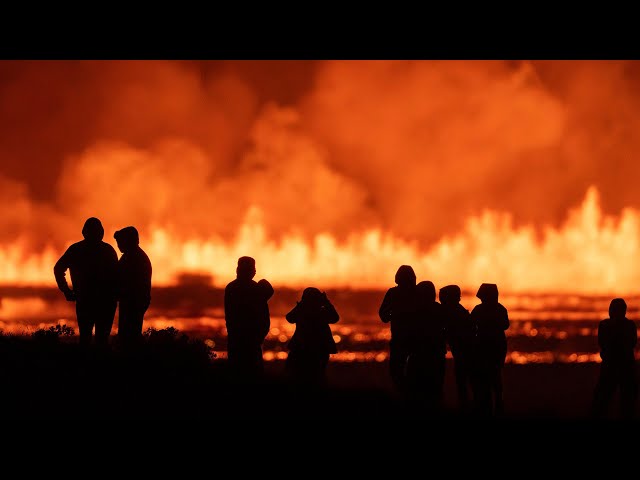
[2,186,640,294]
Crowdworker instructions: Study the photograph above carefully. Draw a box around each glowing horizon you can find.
[0,185,638,295]
[1,61,640,296]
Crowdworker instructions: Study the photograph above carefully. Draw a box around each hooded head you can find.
[114,226,140,254]
[82,217,104,242]
[439,284,461,305]
[417,280,436,303]
[476,283,499,303]
[301,287,324,307]
[609,298,627,320]
[236,256,256,280]
[394,265,417,288]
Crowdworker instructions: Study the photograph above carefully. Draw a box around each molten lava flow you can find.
[2,186,638,294]
[145,186,640,293]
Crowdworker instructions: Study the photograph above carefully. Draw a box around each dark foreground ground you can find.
[0,329,637,465]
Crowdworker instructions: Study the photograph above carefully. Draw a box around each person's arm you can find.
[286,302,303,324]
[53,248,75,301]
[379,289,394,323]
[598,321,607,352]
[108,246,119,301]
[500,304,510,330]
[321,293,340,324]
[224,286,236,335]
[628,321,638,350]
[257,306,270,343]
[144,255,152,308]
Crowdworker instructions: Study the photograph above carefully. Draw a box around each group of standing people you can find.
[54,217,152,348]
[222,257,511,417]
[224,256,339,385]
[379,265,509,415]
[53,220,638,418]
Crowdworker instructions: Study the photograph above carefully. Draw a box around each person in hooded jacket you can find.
[114,226,152,347]
[54,217,118,346]
[440,284,474,411]
[379,265,418,391]
[592,298,638,418]
[470,283,509,416]
[285,287,340,386]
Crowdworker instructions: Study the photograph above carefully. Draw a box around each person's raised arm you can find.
[286,301,303,324]
[321,293,339,324]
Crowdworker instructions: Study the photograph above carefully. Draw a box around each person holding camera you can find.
[285,287,340,386]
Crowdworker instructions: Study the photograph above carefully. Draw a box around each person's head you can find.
[439,285,461,305]
[476,283,498,303]
[609,298,627,320]
[82,217,104,242]
[257,278,274,300]
[236,256,256,280]
[395,265,416,288]
[114,226,140,254]
[416,280,436,303]
[301,287,324,307]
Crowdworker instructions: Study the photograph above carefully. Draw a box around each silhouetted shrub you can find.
[32,324,75,342]
[142,326,216,364]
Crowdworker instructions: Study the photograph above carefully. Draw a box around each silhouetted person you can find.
[405,280,446,411]
[470,283,509,416]
[379,265,418,391]
[54,217,118,346]
[440,284,474,411]
[114,226,152,348]
[592,298,638,419]
[224,256,273,380]
[285,287,339,386]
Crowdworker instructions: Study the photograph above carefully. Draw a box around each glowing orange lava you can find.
[0,186,637,294]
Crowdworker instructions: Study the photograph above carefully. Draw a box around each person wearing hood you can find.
[114,226,152,347]
[379,265,418,391]
[470,283,509,416]
[285,287,340,385]
[54,217,118,346]
[592,298,638,418]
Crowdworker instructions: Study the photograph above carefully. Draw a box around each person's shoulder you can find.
[100,241,117,253]
[599,318,611,327]
[66,240,84,252]
[456,304,470,314]
[62,240,88,259]
[139,247,151,264]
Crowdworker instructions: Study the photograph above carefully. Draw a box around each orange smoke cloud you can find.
[0,61,639,292]
[302,60,566,242]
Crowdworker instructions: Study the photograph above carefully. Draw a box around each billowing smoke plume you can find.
[0,60,639,286]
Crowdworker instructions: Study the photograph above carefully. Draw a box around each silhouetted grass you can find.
[0,324,637,445]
